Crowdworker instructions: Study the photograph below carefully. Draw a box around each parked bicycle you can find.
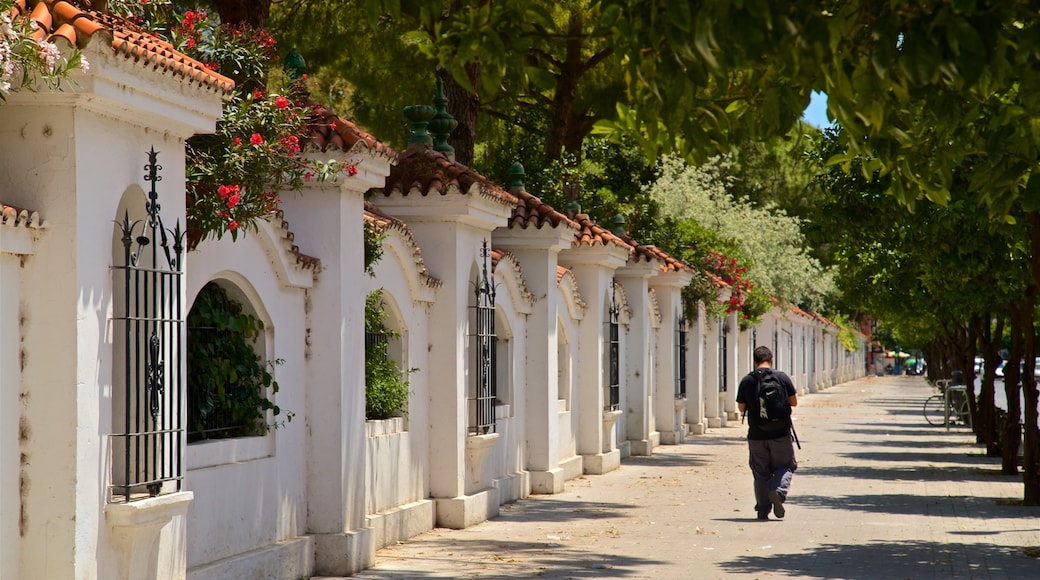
[923,378,971,427]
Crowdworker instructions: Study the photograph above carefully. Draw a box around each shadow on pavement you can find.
[621,452,713,468]
[803,464,1019,483]
[794,492,1040,519]
[494,498,636,524]
[840,426,974,437]
[839,450,994,464]
[356,537,662,578]
[721,539,1038,579]
[837,437,977,449]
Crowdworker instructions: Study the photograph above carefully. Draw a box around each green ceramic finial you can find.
[404,105,436,146]
[563,182,582,216]
[564,199,582,216]
[282,51,307,80]
[429,77,458,155]
[507,162,525,190]
[612,213,627,235]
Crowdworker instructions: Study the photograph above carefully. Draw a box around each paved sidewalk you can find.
[329,375,1040,579]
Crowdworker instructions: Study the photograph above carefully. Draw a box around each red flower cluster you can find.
[704,249,754,314]
[120,4,357,247]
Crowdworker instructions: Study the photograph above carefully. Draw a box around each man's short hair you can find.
[753,346,773,365]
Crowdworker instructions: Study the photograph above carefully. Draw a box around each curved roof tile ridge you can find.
[303,101,398,159]
[380,145,517,207]
[569,212,633,252]
[508,188,579,231]
[10,1,234,94]
[1,203,42,228]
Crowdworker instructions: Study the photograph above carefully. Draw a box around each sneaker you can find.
[768,491,785,519]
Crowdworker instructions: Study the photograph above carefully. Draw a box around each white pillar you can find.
[282,169,380,574]
[616,263,657,456]
[495,225,574,494]
[560,244,628,475]
[650,271,692,445]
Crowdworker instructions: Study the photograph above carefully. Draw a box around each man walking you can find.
[736,346,798,520]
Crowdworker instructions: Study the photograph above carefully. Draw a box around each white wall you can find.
[183,220,313,578]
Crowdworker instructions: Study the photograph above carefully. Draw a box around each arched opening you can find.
[110,167,184,502]
[186,280,282,442]
[364,288,411,421]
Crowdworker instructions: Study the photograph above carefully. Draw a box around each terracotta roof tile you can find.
[508,188,579,231]
[612,232,692,273]
[304,101,398,158]
[378,145,517,207]
[569,213,632,252]
[10,1,234,94]
[1,202,42,228]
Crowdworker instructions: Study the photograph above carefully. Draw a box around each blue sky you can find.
[801,91,831,129]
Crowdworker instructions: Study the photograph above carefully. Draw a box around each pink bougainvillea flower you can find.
[275,96,289,109]
[250,133,264,145]
[228,220,238,231]
[227,193,241,208]
[218,184,231,200]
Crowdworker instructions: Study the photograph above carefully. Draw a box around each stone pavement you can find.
[325,375,1040,579]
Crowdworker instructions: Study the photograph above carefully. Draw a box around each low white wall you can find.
[183,226,311,578]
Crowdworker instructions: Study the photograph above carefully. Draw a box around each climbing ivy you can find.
[187,282,290,440]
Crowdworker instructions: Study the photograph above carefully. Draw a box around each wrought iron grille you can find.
[366,330,391,362]
[469,240,497,435]
[675,315,687,399]
[605,281,621,411]
[111,148,184,502]
[718,318,728,392]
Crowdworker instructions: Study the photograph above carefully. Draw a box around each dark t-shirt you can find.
[736,367,797,440]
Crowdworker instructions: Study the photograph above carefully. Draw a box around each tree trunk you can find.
[439,68,480,167]
[1022,213,1040,504]
[1003,305,1025,475]
[545,12,585,162]
[211,0,272,28]
[978,317,1004,456]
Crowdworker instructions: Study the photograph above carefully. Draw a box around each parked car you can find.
[994,359,1040,380]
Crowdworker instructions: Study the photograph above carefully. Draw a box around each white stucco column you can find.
[494,225,575,494]
[615,263,658,456]
[0,39,222,576]
[686,303,707,434]
[649,270,692,445]
[723,310,740,420]
[281,156,389,574]
[703,316,722,427]
[373,181,513,529]
[559,243,628,475]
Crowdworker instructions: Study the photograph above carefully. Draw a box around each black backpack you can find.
[755,369,791,431]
